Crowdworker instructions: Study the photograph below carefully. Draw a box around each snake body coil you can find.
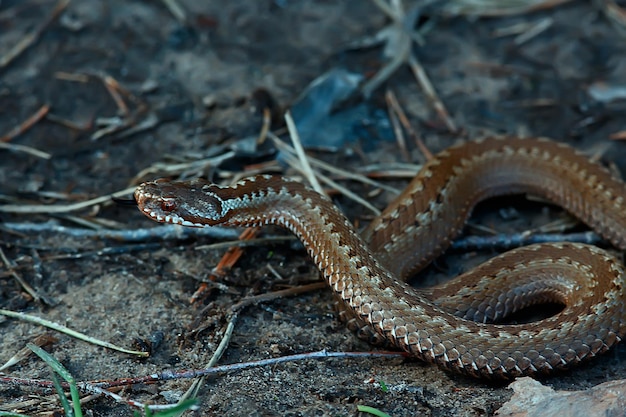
[135,137,626,379]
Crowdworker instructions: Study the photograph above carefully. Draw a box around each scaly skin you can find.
[134,136,626,379]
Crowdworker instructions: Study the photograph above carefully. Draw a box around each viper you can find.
[134,136,626,379]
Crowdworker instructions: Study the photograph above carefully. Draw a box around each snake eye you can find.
[161,200,176,212]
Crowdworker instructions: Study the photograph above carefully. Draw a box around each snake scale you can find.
[134,136,626,379]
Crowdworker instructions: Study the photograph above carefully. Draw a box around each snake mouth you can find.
[141,206,208,228]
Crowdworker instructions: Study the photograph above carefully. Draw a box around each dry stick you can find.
[0,334,57,371]
[442,0,573,17]
[162,0,187,23]
[269,132,400,194]
[0,0,71,69]
[176,312,239,408]
[274,142,381,215]
[0,186,136,214]
[1,221,241,242]
[230,282,327,312]
[0,104,50,143]
[0,309,149,357]
[366,1,456,132]
[0,142,51,159]
[90,72,150,140]
[513,17,553,45]
[0,351,405,411]
[284,111,325,195]
[361,0,432,97]
[133,151,235,182]
[2,220,601,252]
[361,0,412,97]
[196,236,297,252]
[42,243,164,261]
[189,227,261,303]
[256,107,272,144]
[314,171,382,215]
[102,75,130,116]
[385,90,411,162]
[407,54,457,133]
[98,350,407,389]
[370,0,398,18]
[284,113,381,212]
[599,0,626,35]
[385,89,434,161]
[0,247,46,304]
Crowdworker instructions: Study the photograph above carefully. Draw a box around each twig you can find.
[0,309,149,357]
[0,334,57,371]
[440,0,573,17]
[385,90,433,160]
[513,17,553,45]
[177,312,239,406]
[274,141,382,215]
[597,0,626,36]
[0,142,51,159]
[195,236,298,252]
[102,75,129,115]
[0,0,71,70]
[0,186,136,214]
[284,111,324,195]
[231,282,327,312]
[42,243,164,261]
[190,227,261,303]
[407,54,457,132]
[162,0,187,23]
[0,247,47,304]
[385,90,411,162]
[1,221,242,242]
[0,350,405,409]
[0,104,50,142]
[451,231,602,252]
[132,151,235,182]
[98,350,406,388]
[270,132,400,194]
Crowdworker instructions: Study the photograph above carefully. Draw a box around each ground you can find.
[1,1,626,416]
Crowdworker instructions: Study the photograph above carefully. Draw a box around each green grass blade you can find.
[28,343,83,417]
[357,405,393,417]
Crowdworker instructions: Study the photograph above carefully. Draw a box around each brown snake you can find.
[134,136,626,379]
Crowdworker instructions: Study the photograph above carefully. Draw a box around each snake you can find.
[134,136,626,379]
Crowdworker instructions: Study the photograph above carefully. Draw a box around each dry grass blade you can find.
[0,104,50,143]
[0,247,50,304]
[132,151,235,182]
[385,90,411,162]
[269,132,400,194]
[284,111,325,195]
[178,312,239,405]
[597,0,626,36]
[407,55,457,132]
[162,0,187,23]
[0,334,57,371]
[0,0,70,69]
[0,186,136,214]
[0,142,51,159]
[0,309,149,357]
[385,90,434,161]
[231,282,327,312]
[440,0,573,17]
[268,134,382,215]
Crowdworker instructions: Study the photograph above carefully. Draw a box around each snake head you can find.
[134,178,226,227]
